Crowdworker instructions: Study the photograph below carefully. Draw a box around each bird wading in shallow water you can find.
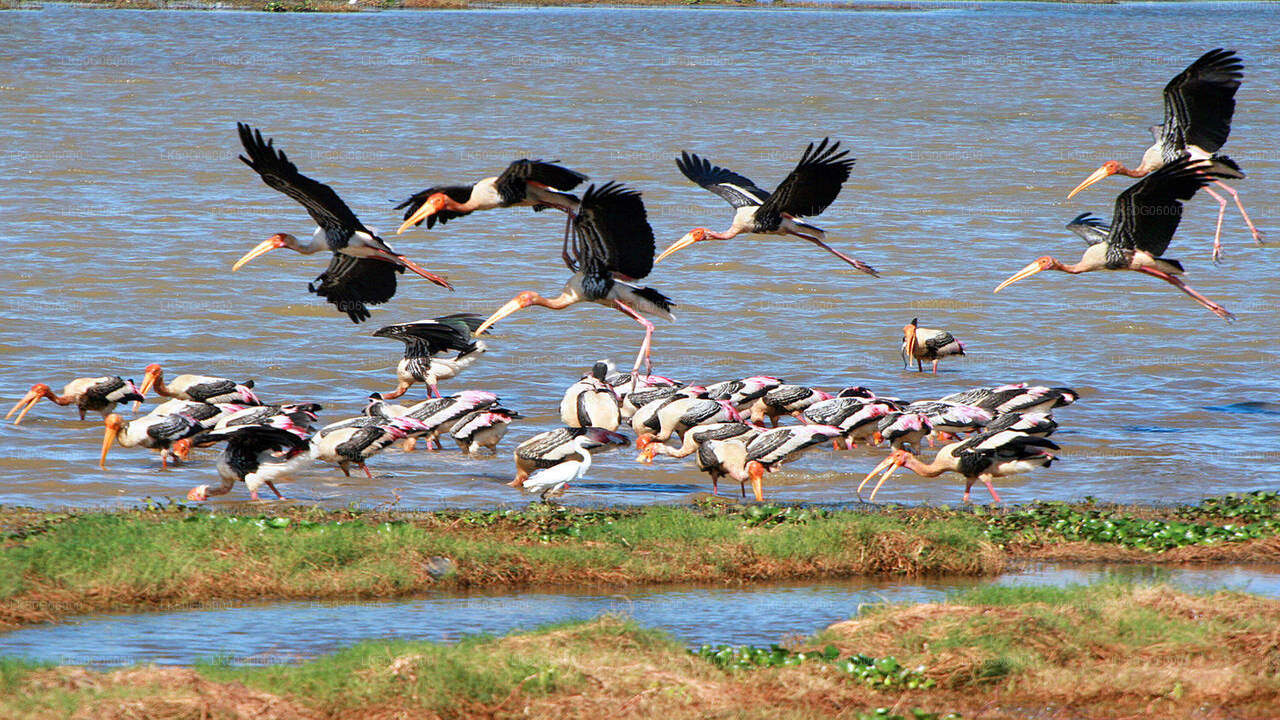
[232,123,452,323]
[8,377,143,424]
[902,318,964,374]
[372,314,486,399]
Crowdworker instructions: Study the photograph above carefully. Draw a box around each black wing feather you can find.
[1066,213,1111,245]
[373,314,480,356]
[1162,49,1243,155]
[237,123,369,243]
[572,182,656,281]
[309,255,401,324]
[495,159,587,205]
[1108,156,1242,260]
[394,185,474,229]
[757,138,855,225]
[675,151,771,208]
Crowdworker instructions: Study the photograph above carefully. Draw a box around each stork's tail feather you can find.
[633,286,675,314]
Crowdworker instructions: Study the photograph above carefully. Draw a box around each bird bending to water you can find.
[860,430,1059,504]
[8,377,143,424]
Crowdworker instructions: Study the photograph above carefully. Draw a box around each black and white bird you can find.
[901,318,964,374]
[801,397,895,450]
[560,365,622,431]
[699,424,842,501]
[996,157,1243,320]
[657,139,877,276]
[704,376,784,412]
[98,410,206,470]
[749,385,832,426]
[232,123,452,323]
[1066,49,1261,261]
[373,314,486,399]
[186,418,313,502]
[940,384,1078,416]
[631,394,741,449]
[8,376,144,424]
[136,364,261,409]
[511,426,629,487]
[449,407,522,455]
[636,420,760,463]
[474,182,676,377]
[860,430,1060,504]
[311,415,430,477]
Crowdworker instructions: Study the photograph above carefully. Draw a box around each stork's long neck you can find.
[901,453,949,478]
[299,227,327,254]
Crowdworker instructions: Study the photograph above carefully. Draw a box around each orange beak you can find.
[396,195,447,235]
[232,235,287,272]
[655,229,706,264]
[7,388,46,425]
[100,415,123,470]
[902,326,917,368]
[747,461,765,502]
[994,260,1050,294]
[134,368,161,412]
[1067,164,1117,200]
[474,295,533,337]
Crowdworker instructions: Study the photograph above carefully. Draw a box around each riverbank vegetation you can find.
[1,583,1276,719]
[1,493,1278,628]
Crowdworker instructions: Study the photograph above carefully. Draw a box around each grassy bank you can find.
[1,493,1278,628]
[2,583,1277,719]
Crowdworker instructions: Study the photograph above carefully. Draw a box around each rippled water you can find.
[1,3,1278,509]
[1,564,1276,666]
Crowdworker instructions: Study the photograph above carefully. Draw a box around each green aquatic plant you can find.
[691,643,935,689]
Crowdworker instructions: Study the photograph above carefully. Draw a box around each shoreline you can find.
[3,583,1278,719]
[1,0,1159,13]
[2,494,1278,630]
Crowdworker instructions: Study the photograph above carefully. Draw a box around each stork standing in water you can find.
[449,407,521,455]
[631,395,740,450]
[860,430,1059,504]
[995,157,1243,320]
[1066,49,1261,261]
[699,424,842,501]
[749,385,831,426]
[395,159,587,263]
[511,426,629,487]
[186,418,313,502]
[372,314,486,399]
[561,365,622,431]
[474,182,675,378]
[7,377,143,424]
[135,364,261,410]
[802,397,895,450]
[231,123,452,323]
[941,384,1077,416]
[99,411,206,470]
[704,376,784,413]
[901,318,964,374]
[657,139,877,276]
[311,415,430,478]
[636,420,759,463]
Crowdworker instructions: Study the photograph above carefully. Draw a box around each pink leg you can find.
[982,476,1003,504]
[428,383,440,399]
[613,300,655,375]
[791,231,879,277]
[361,463,373,480]
[265,481,286,500]
[962,477,974,503]
[1136,267,1234,321]
[1202,185,1229,263]
[931,360,939,374]
[250,490,260,501]
[1214,180,1264,243]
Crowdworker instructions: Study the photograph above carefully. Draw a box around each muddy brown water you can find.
[1,3,1279,509]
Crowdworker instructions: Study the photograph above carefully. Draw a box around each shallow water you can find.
[1,3,1279,509]
[1,564,1277,666]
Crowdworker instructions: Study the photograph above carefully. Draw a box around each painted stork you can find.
[657,139,877,276]
[310,415,430,478]
[395,390,502,451]
[940,384,1077,416]
[699,424,842,501]
[631,395,740,450]
[802,397,895,450]
[511,426,629,487]
[7,377,143,425]
[561,365,622,431]
[135,364,261,409]
[1066,49,1261,261]
[704,376,784,412]
[860,430,1060,504]
[186,419,313,502]
[636,420,759,463]
[620,383,682,420]
[449,407,521,455]
[995,157,1243,320]
[984,411,1058,437]
[99,411,205,470]
[902,318,964,374]
[232,123,452,323]
[372,314,486,399]
[474,182,675,378]
[749,384,831,426]
[214,402,322,431]
[394,159,587,262]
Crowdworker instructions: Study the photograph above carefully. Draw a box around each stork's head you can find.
[901,318,919,367]
[994,256,1059,293]
[396,194,450,235]
[635,433,660,462]
[1067,161,1126,199]
[232,233,297,271]
[187,484,209,502]
[99,413,125,469]
[474,291,542,336]
[6,383,54,425]
[655,228,708,263]
[134,363,165,410]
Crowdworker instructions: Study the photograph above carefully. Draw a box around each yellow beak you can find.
[7,391,39,425]
[100,423,120,470]
[1067,165,1115,200]
[857,455,895,499]
[232,238,282,271]
[133,372,159,412]
[655,232,700,264]
[994,261,1048,294]
[474,298,527,337]
[396,203,437,235]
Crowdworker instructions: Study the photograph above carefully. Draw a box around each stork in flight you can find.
[1066,49,1262,262]
[474,182,675,379]
[372,314,486,399]
[232,123,452,323]
[657,139,877,276]
[996,157,1243,321]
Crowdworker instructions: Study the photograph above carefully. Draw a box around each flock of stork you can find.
[8,48,1263,505]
